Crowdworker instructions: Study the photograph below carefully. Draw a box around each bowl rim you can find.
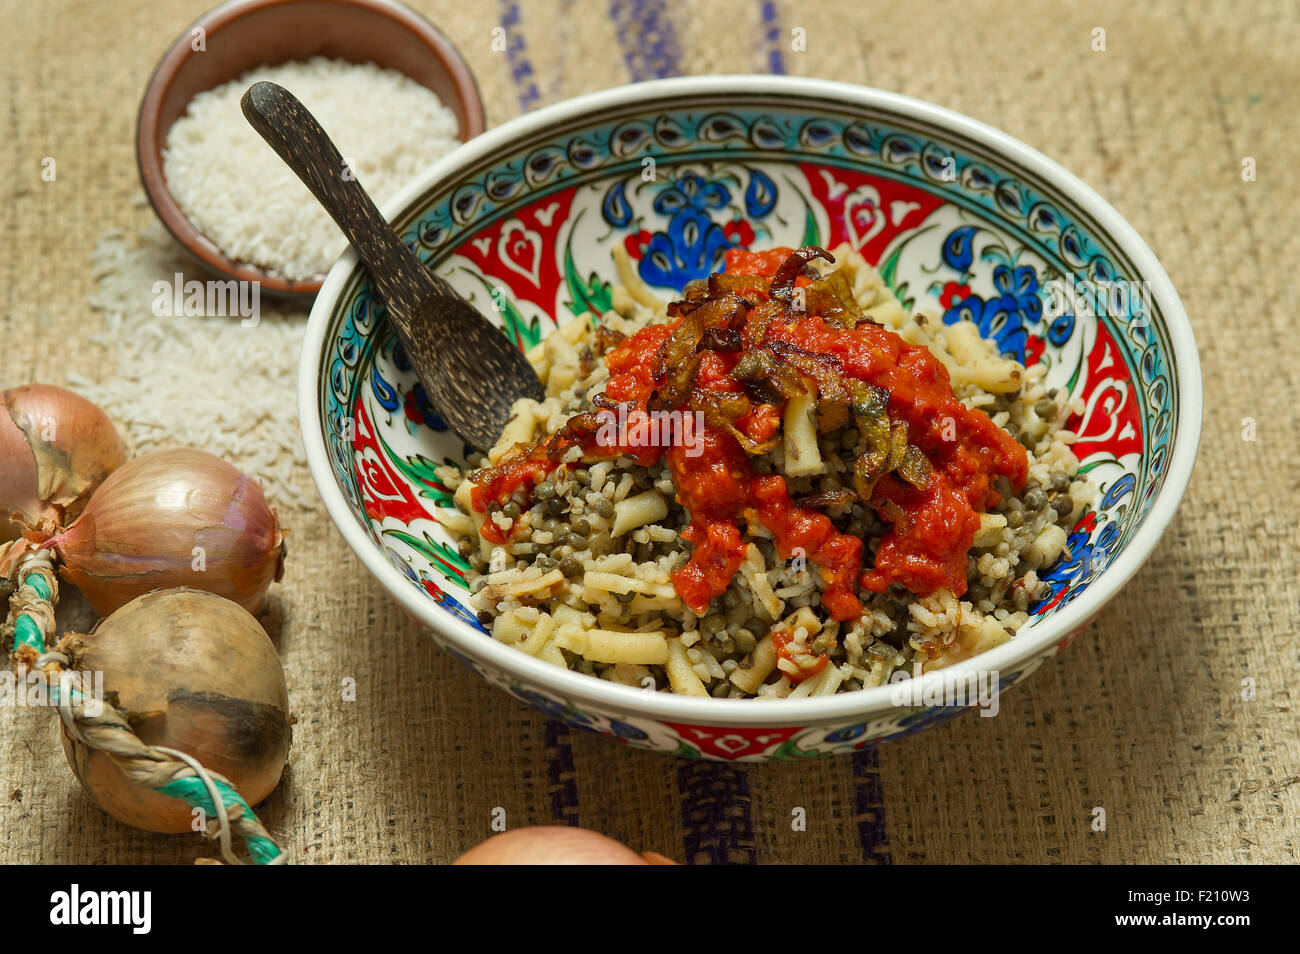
[136,0,487,300]
[300,75,1203,727]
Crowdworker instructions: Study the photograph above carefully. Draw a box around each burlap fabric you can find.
[1,0,1296,864]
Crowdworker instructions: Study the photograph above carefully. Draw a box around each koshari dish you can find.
[439,244,1091,698]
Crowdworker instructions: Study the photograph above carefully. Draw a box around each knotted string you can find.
[2,547,286,865]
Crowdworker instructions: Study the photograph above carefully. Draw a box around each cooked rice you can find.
[446,245,1091,698]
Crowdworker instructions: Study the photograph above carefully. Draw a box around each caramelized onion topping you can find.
[769,245,834,302]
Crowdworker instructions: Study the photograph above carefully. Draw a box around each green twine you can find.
[25,571,51,601]
[156,776,282,865]
[9,567,282,864]
[10,571,51,655]
[13,615,44,654]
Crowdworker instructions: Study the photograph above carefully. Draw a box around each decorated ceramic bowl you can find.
[300,77,1201,761]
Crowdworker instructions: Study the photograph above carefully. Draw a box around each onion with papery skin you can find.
[60,588,291,834]
[44,448,284,617]
[454,826,675,865]
[0,384,127,541]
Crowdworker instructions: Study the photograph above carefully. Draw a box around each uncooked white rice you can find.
[73,222,313,513]
[163,56,460,279]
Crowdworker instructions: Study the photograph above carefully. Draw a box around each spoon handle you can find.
[239,81,433,311]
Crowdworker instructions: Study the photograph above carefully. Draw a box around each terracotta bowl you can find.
[136,0,486,300]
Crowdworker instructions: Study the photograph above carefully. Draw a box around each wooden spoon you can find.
[240,81,544,453]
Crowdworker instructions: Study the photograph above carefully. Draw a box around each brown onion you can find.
[454,827,669,865]
[0,384,127,541]
[61,588,291,833]
[45,448,284,617]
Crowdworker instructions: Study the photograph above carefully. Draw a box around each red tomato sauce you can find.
[750,475,864,620]
[469,449,556,542]
[772,628,830,683]
[664,430,752,612]
[766,314,1027,598]
[470,245,1027,618]
[724,247,798,277]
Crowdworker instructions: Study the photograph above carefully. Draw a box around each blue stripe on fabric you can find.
[545,720,580,826]
[499,0,542,114]
[677,763,756,865]
[609,0,683,81]
[759,1,787,74]
[852,747,892,864]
